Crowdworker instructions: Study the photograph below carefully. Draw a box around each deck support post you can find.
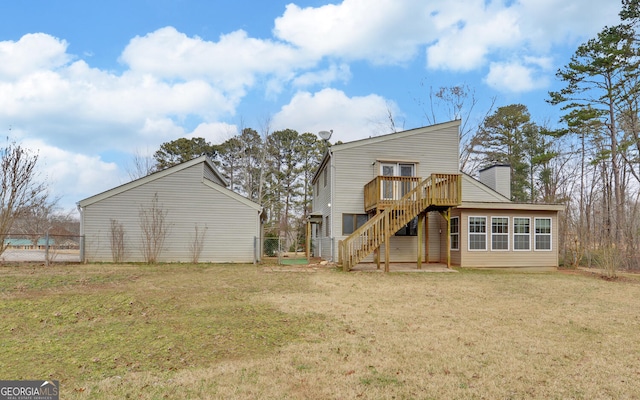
[384,211,390,273]
[417,212,424,269]
[375,210,381,270]
[425,213,429,263]
[438,208,452,269]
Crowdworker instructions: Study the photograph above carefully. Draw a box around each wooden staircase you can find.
[339,173,461,271]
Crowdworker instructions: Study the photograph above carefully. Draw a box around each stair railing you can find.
[340,173,460,270]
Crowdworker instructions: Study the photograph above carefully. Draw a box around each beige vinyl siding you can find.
[331,122,459,262]
[82,163,260,263]
[456,209,558,268]
[462,175,510,202]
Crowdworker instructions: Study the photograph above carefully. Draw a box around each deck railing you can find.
[342,173,461,270]
[364,176,421,212]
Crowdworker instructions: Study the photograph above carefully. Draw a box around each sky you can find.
[0,0,622,213]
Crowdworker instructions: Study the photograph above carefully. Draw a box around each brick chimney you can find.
[479,164,511,200]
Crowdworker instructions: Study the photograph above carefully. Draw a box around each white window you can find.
[535,218,552,250]
[380,163,415,177]
[491,217,509,251]
[513,217,531,251]
[468,216,487,251]
[450,217,459,251]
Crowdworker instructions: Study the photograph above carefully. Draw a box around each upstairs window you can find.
[380,163,415,177]
[381,162,416,199]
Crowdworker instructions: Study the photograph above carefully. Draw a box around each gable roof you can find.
[78,155,228,208]
[461,173,511,203]
[312,120,461,184]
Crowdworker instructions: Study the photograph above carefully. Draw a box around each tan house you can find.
[78,156,262,263]
[309,120,564,271]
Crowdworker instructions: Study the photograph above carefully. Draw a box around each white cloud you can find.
[120,27,313,96]
[427,5,521,71]
[516,0,620,51]
[292,63,351,88]
[0,33,71,79]
[187,122,239,144]
[484,61,549,93]
[21,138,121,210]
[272,0,619,90]
[274,0,440,64]
[272,88,399,142]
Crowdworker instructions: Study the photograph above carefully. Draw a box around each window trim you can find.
[513,217,531,251]
[534,217,552,251]
[379,162,416,177]
[491,217,509,251]
[450,216,459,251]
[468,216,487,251]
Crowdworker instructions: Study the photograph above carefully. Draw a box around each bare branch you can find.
[138,194,169,263]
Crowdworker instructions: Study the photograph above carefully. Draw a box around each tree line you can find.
[132,127,329,249]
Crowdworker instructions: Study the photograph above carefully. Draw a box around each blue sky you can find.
[0,0,622,212]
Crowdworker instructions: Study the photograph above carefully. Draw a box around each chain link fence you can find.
[1,234,82,264]
[262,236,309,265]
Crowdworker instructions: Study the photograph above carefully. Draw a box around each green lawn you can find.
[2,263,640,399]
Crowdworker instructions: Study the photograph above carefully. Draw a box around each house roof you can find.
[311,120,461,184]
[78,155,228,208]
[457,201,565,212]
[461,173,511,202]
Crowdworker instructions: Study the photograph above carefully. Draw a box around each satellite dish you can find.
[318,130,333,140]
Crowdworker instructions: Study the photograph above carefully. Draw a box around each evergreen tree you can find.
[154,137,217,170]
[474,104,543,202]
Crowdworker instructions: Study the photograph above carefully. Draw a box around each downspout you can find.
[76,202,85,263]
[329,147,335,262]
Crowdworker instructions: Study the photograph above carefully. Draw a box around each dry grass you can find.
[2,264,640,399]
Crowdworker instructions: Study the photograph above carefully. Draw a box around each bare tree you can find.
[127,148,156,180]
[417,83,495,172]
[188,224,207,263]
[13,201,59,248]
[138,194,169,263]
[109,219,126,263]
[0,141,50,256]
